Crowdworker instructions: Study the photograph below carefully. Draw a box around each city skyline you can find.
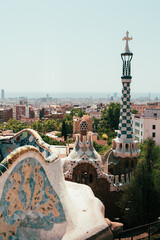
[0,0,160,94]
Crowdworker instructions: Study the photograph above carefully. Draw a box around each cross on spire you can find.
[122,31,132,53]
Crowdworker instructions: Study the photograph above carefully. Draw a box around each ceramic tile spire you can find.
[112,32,140,158]
[118,31,133,140]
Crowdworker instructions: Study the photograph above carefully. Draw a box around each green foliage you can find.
[55,131,61,137]
[39,108,45,120]
[63,115,73,136]
[93,117,99,132]
[119,138,160,228]
[93,141,111,155]
[31,119,62,133]
[61,121,67,141]
[98,102,120,138]
[1,119,29,133]
[70,108,86,118]
[131,109,138,114]
[40,134,65,146]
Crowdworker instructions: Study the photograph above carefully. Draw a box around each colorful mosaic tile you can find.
[0,157,66,239]
[0,129,54,164]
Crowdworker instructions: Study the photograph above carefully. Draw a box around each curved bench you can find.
[0,129,122,239]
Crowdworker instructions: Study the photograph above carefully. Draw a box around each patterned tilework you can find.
[0,146,45,177]
[118,81,133,139]
[75,135,96,159]
[0,130,51,162]
[0,157,66,239]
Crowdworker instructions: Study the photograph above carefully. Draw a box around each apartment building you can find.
[132,109,160,145]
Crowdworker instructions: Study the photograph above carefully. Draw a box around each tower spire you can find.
[112,32,140,159]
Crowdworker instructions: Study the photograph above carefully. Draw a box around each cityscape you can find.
[0,1,160,240]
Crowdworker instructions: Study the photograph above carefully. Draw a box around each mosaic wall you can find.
[0,131,51,162]
[0,157,66,239]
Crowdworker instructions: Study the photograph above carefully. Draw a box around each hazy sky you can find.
[0,0,160,94]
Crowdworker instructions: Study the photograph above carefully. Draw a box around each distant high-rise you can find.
[1,89,4,100]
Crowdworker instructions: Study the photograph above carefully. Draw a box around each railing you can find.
[115,220,160,240]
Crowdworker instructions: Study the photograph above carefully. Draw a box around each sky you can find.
[0,0,160,95]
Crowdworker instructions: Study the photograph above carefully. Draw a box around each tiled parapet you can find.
[0,145,58,177]
[0,130,120,239]
[0,147,67,240]
[0,128,59,163]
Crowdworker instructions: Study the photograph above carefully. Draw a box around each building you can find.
[1,89,4,100]
[63,119,123,219]
[131,102,160,115]
[0,108,13,123]
[131,103,147,115]
[13,105,32,120]
[15,105,26,120]
[19,98,27,105]
[73,115,93,134]
[29,106,35,119]
[132,109,160,145]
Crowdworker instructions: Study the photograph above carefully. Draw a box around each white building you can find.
[132,109,160,145]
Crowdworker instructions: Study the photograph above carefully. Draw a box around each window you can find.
[89,174,93,183]
[135,122,140,127]
[135,129,139,134]
[154,113,157,118]
[152,125,156,129]
[126,143,129,151]
[152,132,156,138]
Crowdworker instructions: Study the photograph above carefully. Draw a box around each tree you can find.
[93,141,110,155]
[70,108,86,118]
[40,134,65,146]
[131,109,138,114]
[93,117,99,132]
[119,138,160,228]
[2,119,29,133]
[98,102,121,137]
[61,121,67,141]
[39,108,45,120]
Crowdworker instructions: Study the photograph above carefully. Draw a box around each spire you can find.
[112,32,140,159]
[121,31,133,79]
